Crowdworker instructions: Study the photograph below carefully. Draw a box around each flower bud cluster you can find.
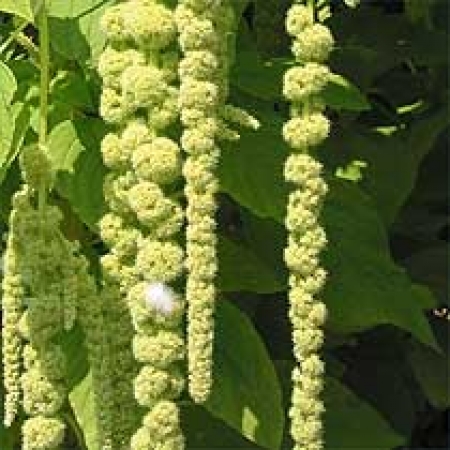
[175,0,237,405]
[283,3,333,450]
[1,187,84,448]
[4,190,67,450]
[2,172,120,450]
[98,1,186,448]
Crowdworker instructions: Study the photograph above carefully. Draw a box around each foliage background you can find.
[0,0,448,449]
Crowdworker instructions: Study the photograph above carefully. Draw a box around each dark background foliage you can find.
[0,0,448,449]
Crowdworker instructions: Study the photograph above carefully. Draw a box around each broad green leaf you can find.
[219,108,289,221]
[49,0,113,66]
[218,235,286,293]
[276,361,404,449]
[219,108,437,347]
[183,405,262,449]
[0,102,31,184]
[232,50,285,100]
[0,62,17,105]
[403,245,449,306]
[324,378,405,449]
[322,73,371,112]
[322,180,437,348]
[48,120,86,173]
[69,372,100,450]
[47,119,107,229]
[406,341,450,409]
[0,0,33,22]
[61,325,90,390]
[0,63,17,170]
[323,109,450,225]
[340,328,431,437]
[205,301,284,450]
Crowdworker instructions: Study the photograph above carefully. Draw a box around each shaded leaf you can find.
[183,405,261,449]
[324,377,405,449]
[323,109,449,225]
[49,0,113,66]
[47,119,107,229]
[322,73,371,112]
[218,234,286,294]
[407,340,450,410]
[205,301,284,450]
[322,180,437,348]
[219,107,437,347]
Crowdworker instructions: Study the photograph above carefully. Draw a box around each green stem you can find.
[38,0,50,219]
[307,0,315,22]
[62,409,88,450]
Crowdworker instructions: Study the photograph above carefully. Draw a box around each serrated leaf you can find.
[205,301,284,450]
[0,0,33,22]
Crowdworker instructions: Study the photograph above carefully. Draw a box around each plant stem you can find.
[38,0,50,218]
[307,0,316,22]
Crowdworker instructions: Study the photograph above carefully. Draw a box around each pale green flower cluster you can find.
[2,181,114,450]
[175,0,258,405]
[2,188,68,449]
[283,3,333,450]
[98,1,186,448]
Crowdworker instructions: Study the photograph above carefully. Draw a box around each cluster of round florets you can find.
[22,416,65,450]
[98,1,180,126]
[283,2,334,450]
[286,5,334,64]
[175,0,241,405]
[1,188,99,448]
[98,1,187,449]
[101,2,176,50]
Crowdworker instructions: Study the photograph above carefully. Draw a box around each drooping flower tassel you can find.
[175,0,258,404]
[2,195,26,428]
[282,2,334,450]
[10,185,68,450]
[99,1,186,448]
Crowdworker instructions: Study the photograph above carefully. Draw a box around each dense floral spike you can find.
[2,191,27,426]
[282,2,334,450]
[98,1,186,448]
[176,0,238,404]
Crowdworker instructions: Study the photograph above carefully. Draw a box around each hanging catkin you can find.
[99,0,186,448]
[282,2,334,449]
[175,0,258,404]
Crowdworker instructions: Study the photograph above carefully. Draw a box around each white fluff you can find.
[144,282,177,315]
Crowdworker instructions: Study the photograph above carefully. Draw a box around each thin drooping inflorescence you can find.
[282,2,334,449]
[2,145,112,450]
[175,0,258,404]
[98,0,186,448]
